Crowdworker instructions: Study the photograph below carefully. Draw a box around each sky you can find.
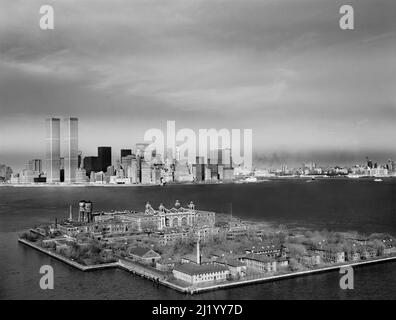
[0,0,395,171]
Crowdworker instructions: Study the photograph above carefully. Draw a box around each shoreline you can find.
[2,176,395,188]
[19,238,396,295]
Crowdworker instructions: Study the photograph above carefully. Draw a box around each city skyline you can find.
[2,114,396,172]
[2,116,394,183]
[0,0,395,171]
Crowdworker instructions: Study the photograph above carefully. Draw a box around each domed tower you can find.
[78,200,86,222]
[174,200,181,209]
[159,203,165,213]
[188,201,196,226]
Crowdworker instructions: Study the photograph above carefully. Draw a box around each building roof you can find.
[241,253,275,263]
[216,258,245,268]
[246,243,282,252]
[129,246,160,258]
[173,263,229,276]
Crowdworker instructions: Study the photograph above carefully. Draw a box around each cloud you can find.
[0,0,395,170]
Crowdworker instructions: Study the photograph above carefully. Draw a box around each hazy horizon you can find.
[1,0,395,172]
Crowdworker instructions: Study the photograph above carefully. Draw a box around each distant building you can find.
[75,168,89,183]
[152,165,162,184]
[45,118,61,183]
[28,159,42,173]
[63,117,79,183]
[121,149,132,159]
[193,157,205,182]
[141,161,152,184]
[92,171,105,184]
[223,167,234,182]
[0,164,13,182]
[121,154,134,166]
[60,157,65,182]
[128,158,139,183]
[83,156,100,176]
[135,143,149,158]
[174,161,193,182]
[97,147,112,172]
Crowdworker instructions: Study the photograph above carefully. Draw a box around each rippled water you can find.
[1,179,395,299]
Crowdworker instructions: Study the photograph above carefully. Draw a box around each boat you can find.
[374,179,383,182]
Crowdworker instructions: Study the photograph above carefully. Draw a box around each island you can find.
[19,200,396,294]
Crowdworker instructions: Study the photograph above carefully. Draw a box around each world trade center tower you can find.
[45,118,61,183]
[63,117,79,183]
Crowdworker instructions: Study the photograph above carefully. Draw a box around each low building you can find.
[299,253,321,266]
[214,259,247,279]
[245,244,284,258]
[277,256,289,268]
[383,239,396,255]
[226,227,247,240]
[128,246,161,266]
[238,253,277,274]
[346,252,360,262]
[315,249,345,263]
[360,248,377,260]
[155,259,176,272]
[172,263,230,285]
[151,230,192,245]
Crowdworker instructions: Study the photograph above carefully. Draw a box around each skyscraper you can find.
[63,117,79,183]
[135,143,149,158]
[121,149,132,159]
[45,118,61,183]
[98,147,112,172]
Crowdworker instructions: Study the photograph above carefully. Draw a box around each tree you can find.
[286,243,307,258]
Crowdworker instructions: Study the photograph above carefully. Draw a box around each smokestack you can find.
[69,205,73,221]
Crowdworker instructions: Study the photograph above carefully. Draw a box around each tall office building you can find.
[121,149,132,159]
[63,117,79,183]
[98,147,112,172]
[83,156,99,176]
[135,143,149,158]
[45,118,61,183]
[78,151,83,169]
[121,154,135,171]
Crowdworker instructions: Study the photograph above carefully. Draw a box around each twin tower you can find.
[45,117,78,183]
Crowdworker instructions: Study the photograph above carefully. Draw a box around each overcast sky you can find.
[0,0,395,170]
